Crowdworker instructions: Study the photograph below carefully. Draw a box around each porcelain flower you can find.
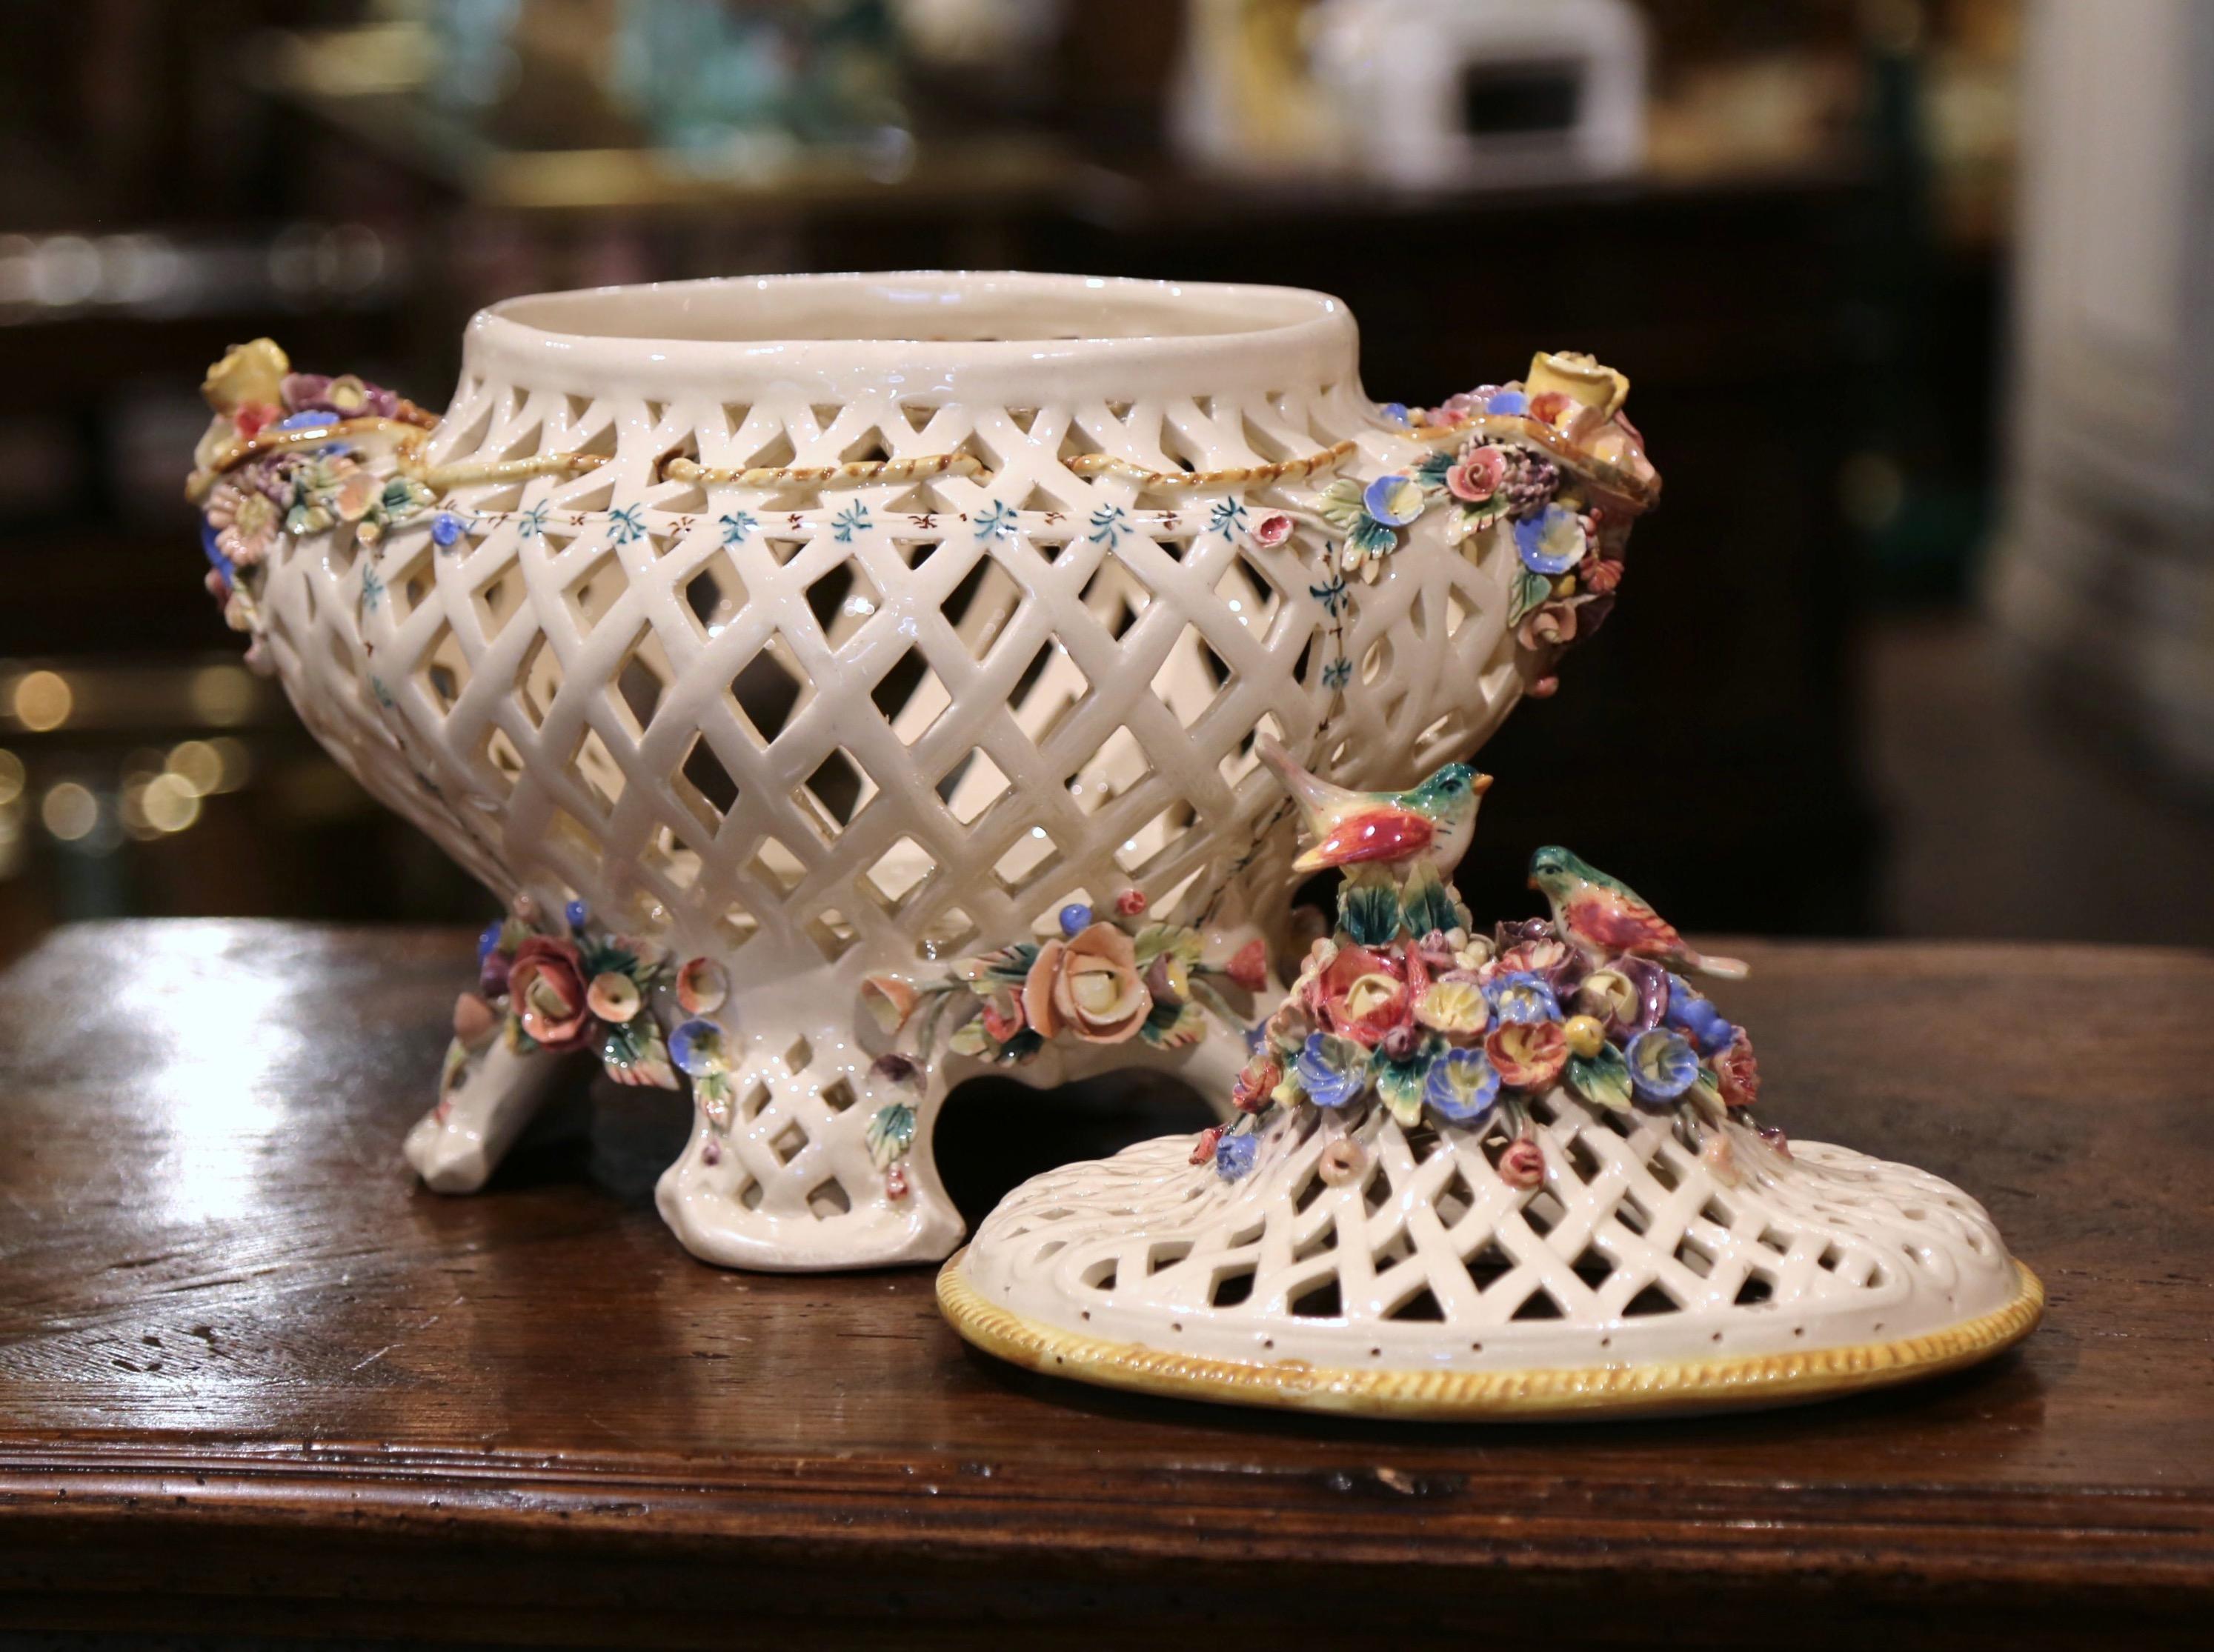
[1627,1027,1698,1102]
[1024,921,1150,1044]
[282,370,398,420]
[1214,1130,1260,1182]
[1414,979,1489,1040]
[205,480,281,569]
[506,936,596,1052]
[1446,444,1506,504]
[1483,970,1560,1026]
[1423,1046,1500,1125]
[1514,509,1585,584]
[1715,1029,1761,1110]
[1517,600,1579,652]
[1498,1135,1547,1190]
[1264,993,1316,1056]
[1308,943,1412,1047]
[978,982,1027,1043]
[203,338,290,415]
[1231,1053,1282,1116]
[1296,1031,1372,1110]
[1486,1020,1569,1091]
[861,973,919,1035]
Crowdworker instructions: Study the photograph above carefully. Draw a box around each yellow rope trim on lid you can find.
[937,1252,2044,1421]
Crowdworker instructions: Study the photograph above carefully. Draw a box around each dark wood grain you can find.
[2,922,2210,1648]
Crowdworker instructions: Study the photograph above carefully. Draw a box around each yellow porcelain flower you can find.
[1414,979,1489,1039]
[1526,350,1628,419]
[202,338,290,413]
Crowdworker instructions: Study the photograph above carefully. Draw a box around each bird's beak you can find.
[1473,773,1494,795]
[1527,875,1540,890]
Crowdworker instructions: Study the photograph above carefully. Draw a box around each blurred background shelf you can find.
[3,0,2207,967]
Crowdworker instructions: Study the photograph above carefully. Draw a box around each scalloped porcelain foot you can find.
[653,968,1255,1270]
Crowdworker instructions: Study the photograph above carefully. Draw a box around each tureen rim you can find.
[460,270,1364,404]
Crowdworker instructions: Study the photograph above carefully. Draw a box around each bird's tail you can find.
[1254,735,1346,824]
[1690,950,1750,980]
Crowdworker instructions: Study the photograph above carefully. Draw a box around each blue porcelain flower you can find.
[1486,390,1530,416]
[1379,402,1411,427]
[430,510,468,549]
[273,409,338,433]
[1297,1031,1372,1110]
[1664,974,1738,1056]
[1362,473,1427,527]
[1424,1046,1500,1125]
[565,899,590,931]
[1627,1027,1698,1103]
[1484,970,1560,1025]
[1515,504,1585,575]
[670,1018,729,1079]
[476,919,505,963]
[1057,902,1093,937]
[1215,1130,1260,1182]
[199,516,234,580]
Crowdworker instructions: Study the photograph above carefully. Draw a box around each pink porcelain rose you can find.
[1023,922,1150,1044]
[505,936,596,1052]
[1308,942,1411,1048]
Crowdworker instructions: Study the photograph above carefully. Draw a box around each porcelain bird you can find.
[1527,845,1748,979]
[1257,738,1491,873]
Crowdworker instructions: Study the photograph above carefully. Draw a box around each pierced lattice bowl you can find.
[185,273,1658,1271]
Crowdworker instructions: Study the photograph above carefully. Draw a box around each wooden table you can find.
[2,923,2210,1647]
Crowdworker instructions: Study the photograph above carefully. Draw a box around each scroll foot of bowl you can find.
[405,1037,574,1193]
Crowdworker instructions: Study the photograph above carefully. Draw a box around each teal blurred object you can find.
[606,0,911,171]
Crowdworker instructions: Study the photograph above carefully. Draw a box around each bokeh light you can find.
[40,781,98,841]
[167,740,225,796]
[142,773,202,833]
[12,670,73,732]
[187,665,256,727]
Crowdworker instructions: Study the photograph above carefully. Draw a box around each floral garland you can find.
[442,894,733,1108]
[1307,351,1654,699]
[191,340,437,670]
[858,888,1269,1193]
[1200,850,1774,1191]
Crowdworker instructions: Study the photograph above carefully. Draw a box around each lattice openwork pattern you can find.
[242,275,1575,1268]
[963,1086,2023,1370]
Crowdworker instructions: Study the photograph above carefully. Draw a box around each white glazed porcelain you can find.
[943,1108,2041,1418]
[186,273,1655,1272]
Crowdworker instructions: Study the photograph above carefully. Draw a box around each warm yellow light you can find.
[167,739,225,796]
[41,781,98,841]
[205,735,252,793]
[13,670,72,732]
[119,782,157,840]
[0,748,22,806]
[142,773,202,833]
[188,665,255,727]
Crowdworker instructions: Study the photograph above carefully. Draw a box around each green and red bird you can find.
[1528,845,1749,980]
[1257,738,1492,873]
